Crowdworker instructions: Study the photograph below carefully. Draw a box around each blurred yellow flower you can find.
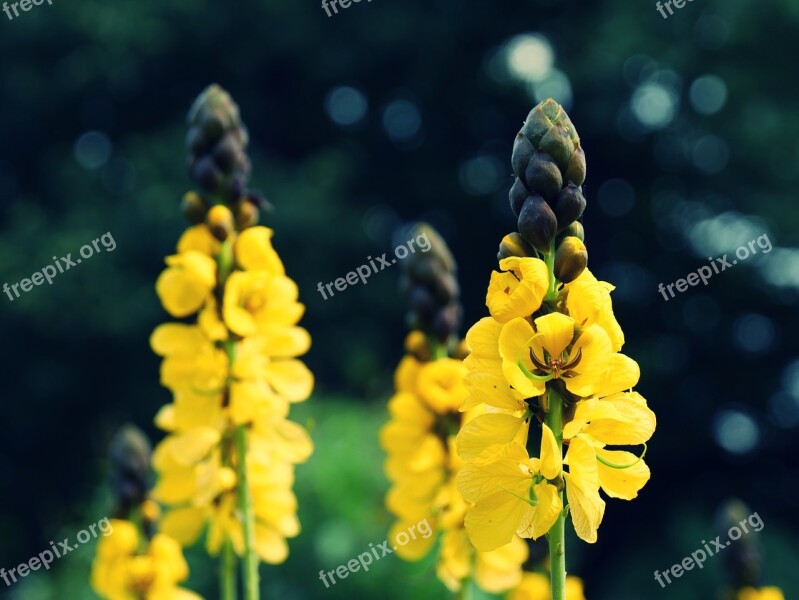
[155,251,217,318]
[508,572,586,600]
[486,257,549,323]
[91,520,201,600]
[737,587,785,600]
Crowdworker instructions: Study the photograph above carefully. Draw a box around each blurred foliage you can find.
[1,0,797,598]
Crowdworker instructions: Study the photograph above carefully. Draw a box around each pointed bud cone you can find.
[187,84,241,140]
[108,425,152,516]
[539,124,576,172]
[190,155,223,195]
[403,223,456,275]
[520,104,553,147]
[207,204,235,241]
[512,133,535,181]
[509,178,529,217]
[524,150,563,202]
[181,191,208,225]
[518,194,557,253]
[565,146,586,186]
[234,199,259,229]
[498,232,536,261]
[554,183,587,232]
[554,236,588,283]
[557,221,584,244]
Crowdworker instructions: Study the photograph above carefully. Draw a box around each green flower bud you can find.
[509,178,529,217]
[539,124,575,172]
[557,221,584,244]
[524,150,562,202]
[554,183,587,232]
[518,194,557,253]
[554,236,588,283]
[565,146,586,186]
[181,191,208,225]
[498,232,536,261]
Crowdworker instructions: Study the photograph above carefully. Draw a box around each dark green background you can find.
[0,0,797,598]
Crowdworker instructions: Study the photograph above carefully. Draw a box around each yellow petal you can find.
[565,268,624,352]
[177,224,220,256]
[464,370,526,411]
[532,312,576,360]
[235,226,285,274]
[539,423,562,480]
[564,437,604,543]
[517,481,562,539]
[456,443,531,503]
[254,524,289,564]
[390,519,437,560]
[486,257,548,323]
[150,323,208,356]
[596,450,650,499]
[593,353,640,398]
[465,490,529,552]
[263,359,314,403]
[474,535,528,593]
[159,507,208,546]
[416,359,468,414]
[563,324,612,398]
[465,317,503,361]
[583,392,656,445]
[456,413,525,462]
[499,318,545,398]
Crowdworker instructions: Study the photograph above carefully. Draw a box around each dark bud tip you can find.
[524,151,563,202]
[554,183,587,232]
[518,194,558,253]
[512,133,535,181]
[509,177,529,217]
[234,199,259,229]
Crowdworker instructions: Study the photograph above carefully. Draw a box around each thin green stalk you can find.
[235,424,260,600]
[543,239,558,301]
[545,386,566,600]
[221,538,237,600]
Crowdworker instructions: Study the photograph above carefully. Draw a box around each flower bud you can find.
[518,194,557,253]
[554,183,586,232]
[565,146,586,186]
[191,155,223,195]
[524,150,563,202]
[511,133,535,181]
[554,236,588,283]
[509,178,529,217]
[539,124,575,172]
[497,232,536,261]
[212,132,246,174]
[557,220,584,243]
[181,191,208,225]
[234,199,259,229]
[207,204,235,241]
[108,425,152,518]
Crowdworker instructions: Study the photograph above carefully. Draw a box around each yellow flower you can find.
[416,358,469,414]
[486,257,549,323]
[737,587,785,600]
[437,530,528,593]
[457,426,563,551]
[223,270,305,337]
[156,251,217,317]
[91,520,201,600]
[177,224,221,256]
[508,572,586,600]
[564,268,624,352]
[500,313,612,399]
[235,226,284,274]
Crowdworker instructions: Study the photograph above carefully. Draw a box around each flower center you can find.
[530,347,582,379]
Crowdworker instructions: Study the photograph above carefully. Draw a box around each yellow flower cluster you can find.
[380,333,527,594]
[456,257,656,550]
[737,588,785,600]
[91,519,200,600]
[151,223,313,564]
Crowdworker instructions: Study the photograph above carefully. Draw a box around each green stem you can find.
[235,424,260,600]
[544,240,558,301]
[221,538,237,600]
[545,386,566,600]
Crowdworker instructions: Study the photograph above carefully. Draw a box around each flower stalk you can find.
[545,386,566,600]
